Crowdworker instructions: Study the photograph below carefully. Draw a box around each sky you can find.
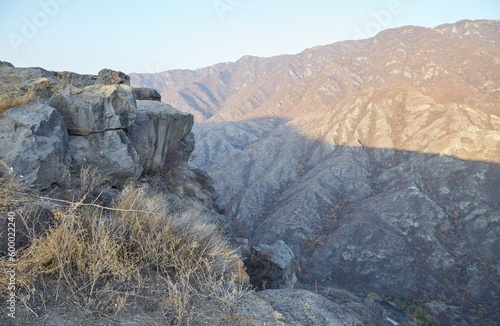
[0,0,499,74]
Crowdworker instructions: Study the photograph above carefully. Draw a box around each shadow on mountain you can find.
[190,117,500,325]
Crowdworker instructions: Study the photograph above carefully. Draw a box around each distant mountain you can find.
[132,20,500,325]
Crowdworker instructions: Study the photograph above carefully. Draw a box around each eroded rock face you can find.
[238,289,367,325]
[96,68,130,86]
[245,240,298,290]
[127,100,194,173]
[132,87,161,101]
[69,130,143,187]
[48,84,136,135]
[0,64,194,188]
[0,102,71,189]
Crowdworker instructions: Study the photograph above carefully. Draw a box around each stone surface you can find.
[96,68,130,86]
[58,69,130,88]
[127,100,194,172]
[166,132,196,164]
[245,240,297,290]
[0,61,14,68]
[0,102,71,189]
[0,64,195,189]
[132,87,161,101]
[238,289,365,325]
[57,71,98,88]
[68,130,143,186]
[48,84,136,135]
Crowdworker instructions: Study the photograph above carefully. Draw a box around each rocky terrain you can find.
[132,20,500,325]
[0,63,399,325]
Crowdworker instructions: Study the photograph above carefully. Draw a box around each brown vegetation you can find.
[0,178,249,325]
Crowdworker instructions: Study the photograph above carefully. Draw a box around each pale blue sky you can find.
[0,0,499,74]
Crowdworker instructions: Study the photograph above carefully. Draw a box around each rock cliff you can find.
[0,63,194,188]
[0,63,391,326]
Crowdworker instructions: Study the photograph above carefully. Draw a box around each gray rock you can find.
[96,68,130,86]
[238,289,360,325]
[0,61,14,68]
[19,77,62,101]
[0,102,71,189]
[68,130,143,187]
[166,131,196,164]
[0,64,197,190]
[57,69,130,87]
[48,84,136,135]
[0,65,58,81]
[57,71,98,88]
[127,100,194,173]
[0,66,60,113]
[132,87,161,101]
[245,240,297,290]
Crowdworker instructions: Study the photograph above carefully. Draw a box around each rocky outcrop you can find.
[58,68,130,88]
[68,131,143,186]
[0,102,71,189]
[0,63,194,188]
[238,289,371,325]
[245,240,297,290]
[48,84,137,135]
[127,100,193,172]
[132,87,161,101]
[95,68,130,86]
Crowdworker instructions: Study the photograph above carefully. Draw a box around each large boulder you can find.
[127,100,194,172]
[57,69,130,88]
[245,240,298,290]
[132,87,161,101]
[238,289,362,325]
[96,68,130,86]
[48,84,137,135]
[0,65,61,113]
[57,71,98,88]
[0,102,71,189]
[69,130,143,187]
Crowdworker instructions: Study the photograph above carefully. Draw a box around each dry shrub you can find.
[115,184,247,323]
[79,165,110,193]
[0,183,247,325]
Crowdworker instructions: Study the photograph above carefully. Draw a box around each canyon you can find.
[131,20,500,325]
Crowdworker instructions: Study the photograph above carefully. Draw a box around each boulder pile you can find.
[0,61,194,188]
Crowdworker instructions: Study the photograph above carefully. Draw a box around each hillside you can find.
[0,62,397,325]
[131,20,500,325]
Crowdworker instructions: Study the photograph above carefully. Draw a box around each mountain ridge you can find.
[132,19,500,324]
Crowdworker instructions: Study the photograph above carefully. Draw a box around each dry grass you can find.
[79,165,110,193]
[0,177,27,209]
[0,93,36,114]
[0,180,249,325]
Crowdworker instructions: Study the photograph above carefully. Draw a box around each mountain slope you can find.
[132,20,500,325]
